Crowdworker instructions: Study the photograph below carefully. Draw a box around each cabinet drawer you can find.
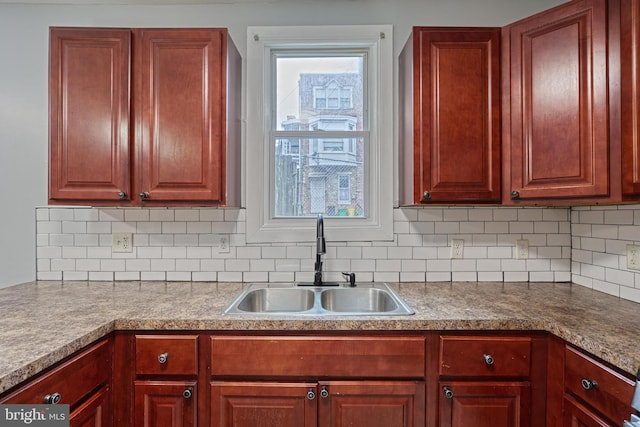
[439,336,531,377]
[211,336,426,378]
[564,345,634,424]
[135,335,198,376]
[0,339,110,408]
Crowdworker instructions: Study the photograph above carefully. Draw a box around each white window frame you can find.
[245,25,393,243]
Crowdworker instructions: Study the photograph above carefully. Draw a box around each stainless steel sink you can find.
[320,288,399,313]
[223,283,414,316]
[236,288,315,313]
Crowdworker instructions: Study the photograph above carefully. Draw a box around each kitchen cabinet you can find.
[434,335,545,427]
[621,0,640,198]
[562,345,635,426]
[399,27,501,204]
[502,0,612,203]
[209,335,426,427]
[438,382,530,427]
[48,27,240,206]
[211,381,424,427]
[0,338,112,427]
[133,335,199,427]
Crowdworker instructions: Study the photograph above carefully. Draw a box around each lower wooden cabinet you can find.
[562,346,635,426]
[210,382,317,427]
[69,385,111,427]
[562,396,611,427]
[0,338,112,426]
[437,382,530,427]
[211,381,425,427]
[134,381,197,427]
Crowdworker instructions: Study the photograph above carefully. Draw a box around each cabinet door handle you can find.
[423,191,432,201]
[320,386,329,398]
[483,353,495,365]
[183,388,193,399]
[511,190,520,199]
[139,192,149,200]
[307,389,316,400]
[581,378,599,390]
[158,352,169,364]
[43,392,61,404]
[443,386,454,399]
[118,191,127,199]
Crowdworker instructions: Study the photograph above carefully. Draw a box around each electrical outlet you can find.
[218,234,230,253]
[627,245,640,270]
[450,239,464,259]
[112,232,133,253]
[516,239,529,260]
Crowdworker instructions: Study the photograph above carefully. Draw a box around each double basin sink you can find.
[223,282,414,316]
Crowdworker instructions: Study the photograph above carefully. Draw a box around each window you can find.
[246,25,393,243]
[338,175,351,204]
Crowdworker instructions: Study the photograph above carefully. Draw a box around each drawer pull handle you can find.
[307,389,316,400]
[320,386,329,398]
[183,388,193,399]
[158,352,169,364]
[483,354,495,365]
[581,379,599,390]
[443,386,454,399]
[43,392,61,404]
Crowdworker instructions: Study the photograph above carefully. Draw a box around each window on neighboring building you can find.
[245,25,393,243]
[338,174,350,204]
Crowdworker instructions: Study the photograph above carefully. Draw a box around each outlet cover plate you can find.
[627,245,640,270]
[450,239,464,259]
[516,239,529,260]
[112,232,133,253]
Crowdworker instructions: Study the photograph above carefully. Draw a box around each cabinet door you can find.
[136,28,226,204]
[210,382,317,427]
[70,385,111,427]
[401,28,501,203]
[563,396,611,427]
[319,381,425,427]
[504,0,609,202]
[49,28,131,203]
[134,381,196,427]
[438,382,530,427]
[622,0,640,197]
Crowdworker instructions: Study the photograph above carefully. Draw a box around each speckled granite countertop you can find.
[0,280,638,394]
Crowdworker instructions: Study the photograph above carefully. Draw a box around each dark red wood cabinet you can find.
[621,0,640,198]
[502,0,611,203]
[399,27,501,204]
[49,27,240,206]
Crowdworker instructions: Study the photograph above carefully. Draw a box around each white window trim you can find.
[245,25,393,244]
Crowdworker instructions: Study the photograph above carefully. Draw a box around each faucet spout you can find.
[314,214,325,285]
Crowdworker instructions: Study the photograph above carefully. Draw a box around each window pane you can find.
[275,54,365,131]
[274,137,364,217]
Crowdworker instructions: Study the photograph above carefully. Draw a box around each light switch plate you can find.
[112,232,133,253]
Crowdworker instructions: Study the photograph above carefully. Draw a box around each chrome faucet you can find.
[314,214,326,286]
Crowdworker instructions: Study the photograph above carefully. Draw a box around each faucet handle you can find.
[342,272,356,287]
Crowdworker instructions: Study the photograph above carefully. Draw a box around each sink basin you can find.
[320,288,398,313]
[236,288,315,313]
[223,283,414,316]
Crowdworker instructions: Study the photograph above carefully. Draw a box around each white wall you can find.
[0,0,567,288]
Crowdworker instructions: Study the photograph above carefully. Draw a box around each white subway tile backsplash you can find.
[35,206,576,290]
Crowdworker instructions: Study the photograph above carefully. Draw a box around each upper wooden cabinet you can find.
[49,28,131,203]
[399,27,501,204]
[49,27,240,206]
[502,0,612,203]
[621,0,640,198]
